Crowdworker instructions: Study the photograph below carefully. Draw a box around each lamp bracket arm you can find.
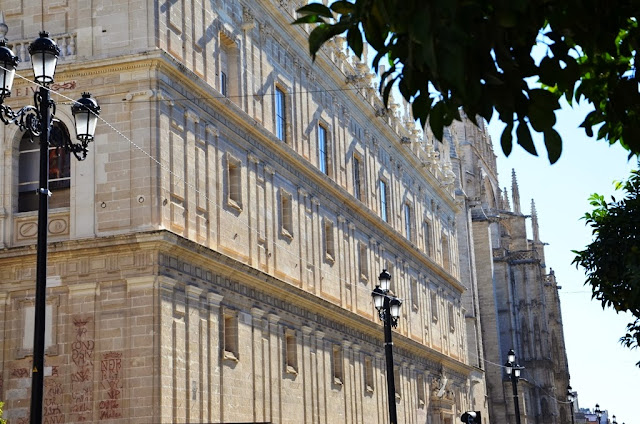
[0,103,41,138]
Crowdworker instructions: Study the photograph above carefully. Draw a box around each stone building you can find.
[0,1,493,423]
[447,118,571,424]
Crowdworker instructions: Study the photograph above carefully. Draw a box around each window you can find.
[358,242,368,281]
[223,312,239,361]
[318,124,329,175]
[332,344,343,385]
[353,156,362,200]
[19,125,71,212]
[220,71,227,97]
[424,220,432,256]
[442,233,451,271]
[417,375,426,407]
[448,303,455,332]
[275,87,286,141]
[431,291,438,322]
[364,356,374,393]
[393,367,401,398]
[379,180,389,222]
[280,189,293,239]
[285,329,298,374]
[404,203,413,241]
[219,33,238,102]
[410,278,419,310]
[324,219,335,262]
[226,154,242,210]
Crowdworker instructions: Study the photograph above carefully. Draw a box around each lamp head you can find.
[0,39,18,98]
[504,360,512,375]
[378,269,391,292]
[507,349,516,363]
[71,92,100,142]
[28,31,60,84]
[371,286,385,311]
[513,364,521,379]
[389,297,402,319]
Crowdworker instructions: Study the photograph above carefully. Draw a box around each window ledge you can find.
[223,350,239,362]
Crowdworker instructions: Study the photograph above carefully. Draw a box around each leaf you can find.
[296,3,333,18]
[501,122,514,157]
[543,128,562,164]
[412,94,432,129]
[381,76,398,108]
[330,1,355,14]
[347,27,363,58]
[430,101,445,141]
[308,25,332,59]
[516,121,537,156]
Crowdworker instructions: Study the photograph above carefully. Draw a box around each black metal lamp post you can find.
[504,349,524,424]
[372,270,402,424]
[0,32,99,424]
[595,404,602,424]
[567,385,575,424]
[612,414,618,424]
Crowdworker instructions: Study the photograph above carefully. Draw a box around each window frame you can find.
[280,189,294,239]
[285,328,298,375]
[18,125,71,213]
[332,344,344,385]
[379,179,389,222]
[275,87,286,141]
[324,219,335,263]
[226,153,243,211]
[318,124,330,175]
[353,155,363,200]
[223,310,239,362]
[403,202,413,241]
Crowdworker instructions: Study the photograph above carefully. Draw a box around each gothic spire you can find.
[531,199,540,242]
[503,187,511,211]
[511,169,521,214]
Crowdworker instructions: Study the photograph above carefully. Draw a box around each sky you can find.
[487,102,639,423]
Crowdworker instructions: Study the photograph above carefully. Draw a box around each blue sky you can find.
[488,101,639,423]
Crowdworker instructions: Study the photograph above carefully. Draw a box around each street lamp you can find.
[567,385,575,424]
[372,269,402,424]
[612,415,618,424]
[0,32,99,424]
[595,404,602,424]
[504,349,524,424]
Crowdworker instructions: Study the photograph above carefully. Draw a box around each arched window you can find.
[18,123,71,212]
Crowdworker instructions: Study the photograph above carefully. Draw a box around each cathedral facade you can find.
[448,118,571,424]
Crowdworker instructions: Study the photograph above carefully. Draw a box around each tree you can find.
[573,168,640,366]
[293,0,639,164]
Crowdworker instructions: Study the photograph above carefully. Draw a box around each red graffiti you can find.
[11,367,29,378]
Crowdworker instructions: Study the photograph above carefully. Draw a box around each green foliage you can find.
[293,0,640,164]
[573,168,640,366]
[0,401,6,424]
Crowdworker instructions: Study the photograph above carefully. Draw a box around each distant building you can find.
[448,118,572,423]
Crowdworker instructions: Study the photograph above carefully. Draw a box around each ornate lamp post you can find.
[612,414,618,424]
[567,385,575,424]
[0,32,100,424]
[504,349,524,424]
[595,403,602,424]
[371,270,402,424]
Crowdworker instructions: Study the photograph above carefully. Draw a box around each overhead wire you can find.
[4,67,458,321]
